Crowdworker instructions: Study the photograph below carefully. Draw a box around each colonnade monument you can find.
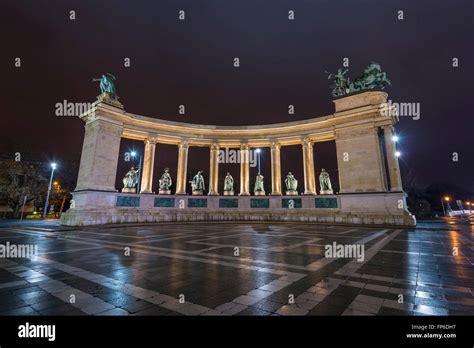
[61,66,416,227]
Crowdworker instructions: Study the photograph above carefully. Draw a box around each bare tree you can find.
[0,160,48,217]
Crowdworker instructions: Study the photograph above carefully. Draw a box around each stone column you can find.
[239,143,250,195]
[175,141,189,195]
[383,126,403,191]
[75,118,123,192]
[208,143,220,195]
[302,138,316,195]
[270,142,282,195]
[140,137,156,193]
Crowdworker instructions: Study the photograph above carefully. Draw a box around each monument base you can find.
[158,190,171,195]
[121,187,136,193]
[192,190,204,196]
[223,191,234,196]
[254,191,266,196]
[286,190,298,196]
[320,189,334,195]
[61,191,416,227]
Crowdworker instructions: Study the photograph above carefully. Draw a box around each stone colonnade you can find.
[74,91,403,198]
[136,137,320,196]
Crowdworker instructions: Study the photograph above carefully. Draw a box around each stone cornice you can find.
[81,91,394,147]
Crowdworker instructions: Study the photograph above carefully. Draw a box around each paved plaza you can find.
[0,218,472,316]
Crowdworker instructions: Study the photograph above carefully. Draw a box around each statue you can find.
[285,172,298,195]
[158,168,172,195]
[326,62,391,97]
[223,173,234,196]
[190,171,205,195]
[319,168,333,195]
[349,62,391,92]
[122,166,140,193]
[254,173,265,196]
[93,73,118,99]
[325,68,349,97]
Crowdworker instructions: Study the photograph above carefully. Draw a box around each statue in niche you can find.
[223,173,234,196]
[254,173,265,196]
[319,168,334,194]
[122,167,140,193]
[158,168,172,195]
[285,172,298,195]
[190,171,205,195]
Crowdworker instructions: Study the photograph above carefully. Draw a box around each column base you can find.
[239,192,250,196]
[208,191,219,196]
[271,192,282,196]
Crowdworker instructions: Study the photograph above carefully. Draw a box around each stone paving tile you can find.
[99,308,130,315]
[0,221,473,316]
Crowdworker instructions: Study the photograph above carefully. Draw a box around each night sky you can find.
[1,0,473,193]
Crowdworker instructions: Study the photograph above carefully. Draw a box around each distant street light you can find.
[256,148,261,174]
[131,151,142,193]
[392,135,399,142]
[43,162,57,219]
[395,151,401,157]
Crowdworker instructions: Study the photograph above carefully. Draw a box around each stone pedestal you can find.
[286,190,298,196]
[121,187,136,193]
[254,191,266,196]
[320,189,334,195]
[192,190,204,196]
[60,191,416,227]
[334,91,390,193]
[159,190,171,195]
[224,191,234,196]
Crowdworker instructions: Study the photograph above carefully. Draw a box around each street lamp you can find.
[392,135,399,142]
[43,162,57,219]
[441,196,452,217]
[466,202,471,214]
[131,151,143,193]
[395,151,401,157]
[256,148,261,174]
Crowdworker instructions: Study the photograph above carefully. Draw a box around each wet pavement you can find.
[0,217,472,316]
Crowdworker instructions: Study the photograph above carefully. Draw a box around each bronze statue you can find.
[326,62,391,97]
[93,73,118,99]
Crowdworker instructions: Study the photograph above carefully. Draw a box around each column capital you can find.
[210,142,220,151]
[270,141,281,150]
[240,143,250,150]
[302,137,313,145]
[382,125,396,134]
[178,140,189,149]
[144,136,157,145]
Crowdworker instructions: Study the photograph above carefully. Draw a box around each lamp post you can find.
[467,202,471,214]
[131,151,142,193]
[43,163,57,220]
[256,148,261,174]
[441,196,451,217]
